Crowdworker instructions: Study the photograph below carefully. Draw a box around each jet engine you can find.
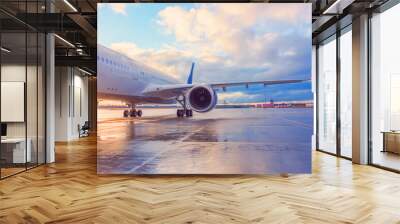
[186,85,217,113]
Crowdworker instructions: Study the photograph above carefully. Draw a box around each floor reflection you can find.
[97,108,313,174]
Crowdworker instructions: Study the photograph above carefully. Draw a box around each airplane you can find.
[97,44,309,118]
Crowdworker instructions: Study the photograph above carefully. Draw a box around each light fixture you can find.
[76,48,86,56]
[54,34,75,48]
[63,0,78,12]
[78,67,93,76]
[322,0,355,15]
[1,47,11,53]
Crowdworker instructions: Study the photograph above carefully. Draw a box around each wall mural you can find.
[97,3,313,174]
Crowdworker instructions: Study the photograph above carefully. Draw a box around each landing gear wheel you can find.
[130,109,137,117]
[123,110,129,118]
[177,109,184,117]
[137,110,142,117]
[186,109,193,117]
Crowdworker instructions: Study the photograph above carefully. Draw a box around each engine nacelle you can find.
[186,85,217,113]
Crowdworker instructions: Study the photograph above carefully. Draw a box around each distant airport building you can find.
[254,100,313,108]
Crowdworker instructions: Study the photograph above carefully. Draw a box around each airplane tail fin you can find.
[186,62,195,84]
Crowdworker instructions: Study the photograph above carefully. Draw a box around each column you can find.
[352,14,369,164]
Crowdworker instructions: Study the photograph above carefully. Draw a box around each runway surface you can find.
[97,108,313,174]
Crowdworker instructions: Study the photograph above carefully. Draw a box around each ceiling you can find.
[0,0,390,75]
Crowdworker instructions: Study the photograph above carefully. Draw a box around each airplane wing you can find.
[143,62,309,99]
[210,79,309,90]
[97,92,177,104]
[142,79,309,99]
[142,84,193,99]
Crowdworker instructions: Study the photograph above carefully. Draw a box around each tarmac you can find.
[97,108,313,174]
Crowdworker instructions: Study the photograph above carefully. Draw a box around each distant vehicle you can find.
[97,44,308,118]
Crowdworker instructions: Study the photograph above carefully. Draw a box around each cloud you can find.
[109,3,127,15]
[268,89,312,98]
[109,42,193,80]
[106,3,311,97]
[155,4,311,82]
[218,91,261,103]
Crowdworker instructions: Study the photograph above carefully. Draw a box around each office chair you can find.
[79,121,90,138]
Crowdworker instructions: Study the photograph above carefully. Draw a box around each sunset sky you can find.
[98,3,312,103]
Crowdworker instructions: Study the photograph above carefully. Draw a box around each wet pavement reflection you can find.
[97,108,313,174]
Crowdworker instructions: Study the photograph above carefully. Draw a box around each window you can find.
[339,27,352,158]
[317,36,337,154]
[371,3,400,171]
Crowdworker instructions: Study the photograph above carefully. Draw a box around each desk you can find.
[382,131,400,154]
[1,138,31,163]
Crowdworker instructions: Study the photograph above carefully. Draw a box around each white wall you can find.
[55,67,70,141]
[1,65,26,139]
[1,63,46,164]
[55,67,89,141]
[1,65,38,138]
[71,73,89,138]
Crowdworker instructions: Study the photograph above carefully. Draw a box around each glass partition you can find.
[1,30,28,177]
[317,36,337,154]
[0,1,46,179]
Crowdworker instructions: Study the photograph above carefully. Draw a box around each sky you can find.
[98,3,312,103]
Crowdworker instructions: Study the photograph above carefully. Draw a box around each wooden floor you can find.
[1,136,400,224]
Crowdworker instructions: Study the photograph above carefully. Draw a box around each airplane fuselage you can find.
[97,44,178,104]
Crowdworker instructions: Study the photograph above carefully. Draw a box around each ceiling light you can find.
[76,48,85,55]
[54,34,75,48]
[323,0,355,15]
[78,67,93,76]
[1,47,11,53]
[63,0,78,12]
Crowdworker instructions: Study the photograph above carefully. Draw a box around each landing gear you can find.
[130,109,137,117]
[129,109,143,117]
[186,109,193,117]
[177,109,184,117]
[123,105,143,118]
[177,109,192,117]
[176,95,193,118]
[123,110,129,117]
